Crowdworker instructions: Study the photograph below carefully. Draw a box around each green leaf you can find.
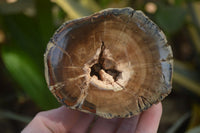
[1,46,59,110]
[155,5,186,34]
[3,14,44,68]
[35,0,55,45]
[95,0,112,8]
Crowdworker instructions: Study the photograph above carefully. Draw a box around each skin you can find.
[22,102,162,133]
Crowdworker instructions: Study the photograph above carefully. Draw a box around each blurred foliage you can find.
[0,0,59,111]
[0,0,200,132]
[1,47,58,110]
[155,5,186,35]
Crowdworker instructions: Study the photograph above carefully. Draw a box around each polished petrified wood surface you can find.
[44,7,173,119]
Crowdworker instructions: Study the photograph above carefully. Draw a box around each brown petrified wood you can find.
[44,7,173,119]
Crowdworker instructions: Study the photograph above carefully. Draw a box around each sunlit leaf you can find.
[52,0,92,19]
[80,0,101,12]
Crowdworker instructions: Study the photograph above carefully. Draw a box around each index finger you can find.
[135,102,162,133]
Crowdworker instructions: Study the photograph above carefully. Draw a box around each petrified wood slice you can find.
[44,7,173,119]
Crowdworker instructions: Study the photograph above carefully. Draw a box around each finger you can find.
[69,112,95,133]
[41,106,82,132]
[115,115,140,133]
[23,106,82,133]
[90,117,122,133]
[22,114,54,133]
[135,102,162,133]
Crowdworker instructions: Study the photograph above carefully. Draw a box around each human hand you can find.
[22,102,162,133]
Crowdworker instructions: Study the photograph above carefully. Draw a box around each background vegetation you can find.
[0,0,200,132]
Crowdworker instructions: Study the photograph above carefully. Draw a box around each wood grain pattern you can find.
[44,7,173,119]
